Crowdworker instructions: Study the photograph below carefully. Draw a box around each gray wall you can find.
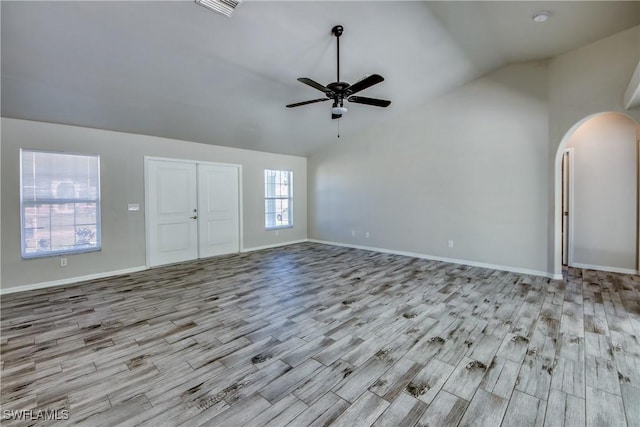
[1,118,307,289]
[547,25,640,274]
[566,113,638,271]
[308,24,640,277]
[308,62,550,274]
[3,26,639,288]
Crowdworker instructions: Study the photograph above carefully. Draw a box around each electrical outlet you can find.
[351,230,356,237]
[60,257,68,267]
[448,240,454,248]
[275,230,279,236]
[365,232,370,239]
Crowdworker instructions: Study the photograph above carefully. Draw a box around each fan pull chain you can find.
[337,118,340,138]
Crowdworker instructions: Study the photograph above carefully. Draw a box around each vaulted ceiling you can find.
[2,1,640,156]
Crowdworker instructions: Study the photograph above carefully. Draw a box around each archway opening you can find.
[553,112,640,277]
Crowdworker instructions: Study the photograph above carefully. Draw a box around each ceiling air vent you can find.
[195,0,240,17]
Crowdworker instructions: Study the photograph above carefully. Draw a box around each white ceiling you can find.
[2,1,640,156]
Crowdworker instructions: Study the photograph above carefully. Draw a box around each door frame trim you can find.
[144,156,244,268]
[563,148,575,267]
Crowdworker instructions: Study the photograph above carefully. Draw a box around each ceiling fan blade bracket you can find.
[347,74,385,95]
[298,77,332,94]
[286,98,330,108]
[348,96,391,107]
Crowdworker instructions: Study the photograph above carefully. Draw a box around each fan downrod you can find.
[332,25,343,82]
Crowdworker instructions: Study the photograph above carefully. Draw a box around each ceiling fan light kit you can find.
[286,25,391,120]
[331,106,348,115]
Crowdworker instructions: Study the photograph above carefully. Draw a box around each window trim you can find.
[20,149,102,259]
[264,169,293,230]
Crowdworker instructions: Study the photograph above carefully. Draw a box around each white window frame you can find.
[20,149,102,259]
[264,169,293,230]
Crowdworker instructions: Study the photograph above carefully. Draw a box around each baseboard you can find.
[570,263,638,275]
[241,239,309,253]
[0,241,310,295]
[0,266,148,295]
[308,239,556,279]
[2,239,574,295]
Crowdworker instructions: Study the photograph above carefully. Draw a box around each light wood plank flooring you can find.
[1,243,639,426]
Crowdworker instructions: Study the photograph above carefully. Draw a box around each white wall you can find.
[548,26,640,147]
[308,62,550,275]
[548,25,640,274]
[1,118,307,289]
[566,113,638,272]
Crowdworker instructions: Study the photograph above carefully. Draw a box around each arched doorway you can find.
[553,112,640,277]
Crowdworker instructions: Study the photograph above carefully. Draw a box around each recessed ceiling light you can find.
[532,11,550,23]
[195,0,241,18]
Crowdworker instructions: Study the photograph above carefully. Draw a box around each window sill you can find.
[22,247,102,260]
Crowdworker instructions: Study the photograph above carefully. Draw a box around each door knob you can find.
[191,215,198,220]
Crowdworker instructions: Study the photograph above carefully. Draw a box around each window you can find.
[21,149,101,258]
[265,169,292,229]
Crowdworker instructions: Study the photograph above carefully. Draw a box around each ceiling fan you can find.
[286,25,391,120]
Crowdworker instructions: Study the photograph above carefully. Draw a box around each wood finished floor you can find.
[1,243,639,427]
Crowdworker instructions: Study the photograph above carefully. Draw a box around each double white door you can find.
[146,159,240,267]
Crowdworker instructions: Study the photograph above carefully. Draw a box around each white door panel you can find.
[147,160,198,266]
[158,169,192,214]
[198,164,240,258]
[158,222,192,252]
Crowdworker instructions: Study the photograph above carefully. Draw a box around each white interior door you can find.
[147,160,199,266]
[197,164,240,258]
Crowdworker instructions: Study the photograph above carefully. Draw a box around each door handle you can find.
[191,215,198,220]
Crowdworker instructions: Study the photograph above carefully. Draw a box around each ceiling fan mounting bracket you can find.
[326,82,350,93]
